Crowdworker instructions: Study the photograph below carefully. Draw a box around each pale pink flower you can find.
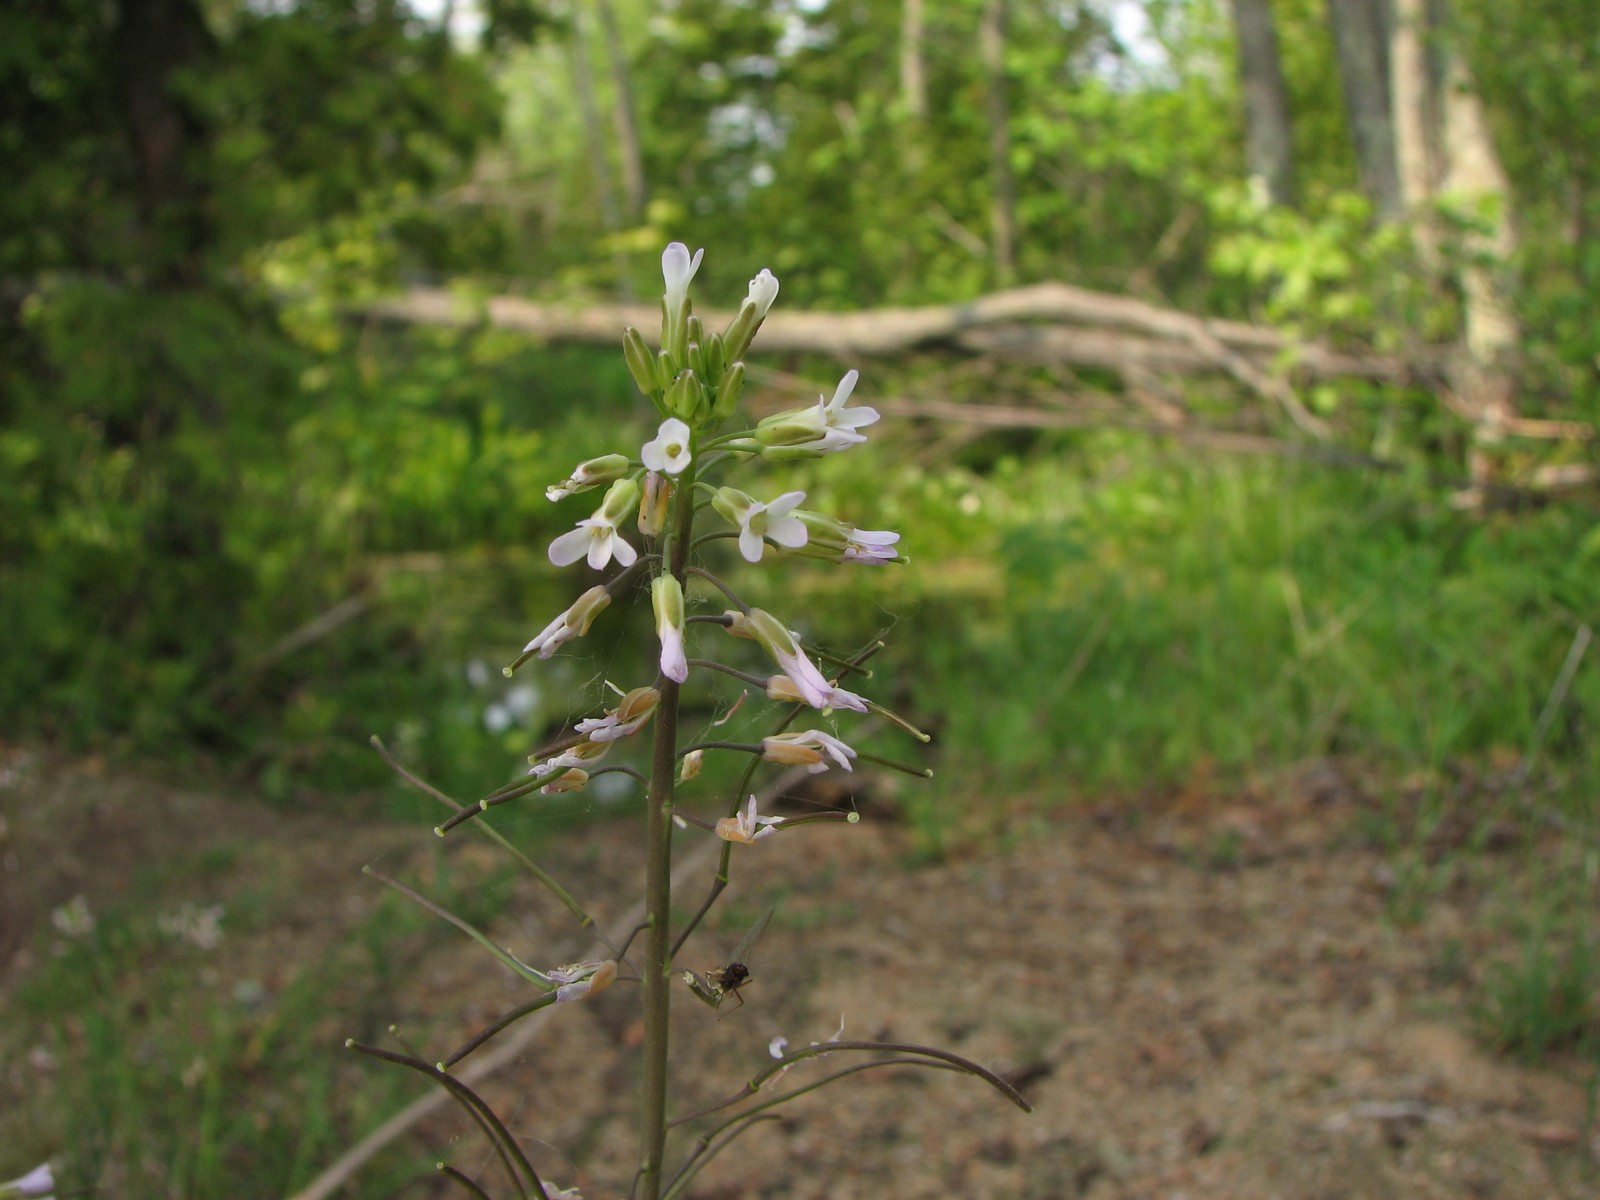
[651,575,688,683]
[715,795,785,843]
[762,730,857,773]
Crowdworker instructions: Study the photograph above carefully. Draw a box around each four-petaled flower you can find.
[745,269,779,319]
[548,959,617,1003]
[521,585,612,661]
[546,453,631,503]
[548,478,641,570]
[712,487,809,564]
[662,243,704,313]
[651,575,689,683]
[755,369,879,453]
[793,510,902,564]
[762,730,857,773]
[529,736,611,779]
[766,673,869,714]
[642,418,693,476]
[715,795,785,843]
[0,1164,53,1200]
[735,608,869,713]
[574,685,661,743]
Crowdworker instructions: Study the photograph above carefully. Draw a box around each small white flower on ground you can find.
[550,959,617,1003]
[716,795,785,843]
[641,418,693,476]
[762,730,857,773]
[769,1035,789,1058]
[662,242,704,311]
[712,487,809,563]
[651,575,689,683]
[522,585,612,660]
[548,478,641,570]
[574,685,661,743]
[0,1163,53,1199]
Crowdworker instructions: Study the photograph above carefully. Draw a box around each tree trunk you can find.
[1326,0,1402,217]
[113,0,215,284]
[593,0,647,224]
[1388,0,1440,256]
[979,0,1017,287]
[1390,0,1522,502]
[900,0,927,122]
[566,1,621,234]
[1228,0,1296,207]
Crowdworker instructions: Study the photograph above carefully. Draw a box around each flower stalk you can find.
[355,242,1024,1197]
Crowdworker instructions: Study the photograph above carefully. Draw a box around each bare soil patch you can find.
[3,750,1595,1198]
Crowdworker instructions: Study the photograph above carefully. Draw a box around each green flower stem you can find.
[685,565,750,612]
[347,1039,548,1200]
[440,992,560,1069]
[637,458,700,1200]
[437,1162,496,1200]
[659,1114,782,1200]
[850,749,936,778]
[371,735,613,948]
[363,866,549,988]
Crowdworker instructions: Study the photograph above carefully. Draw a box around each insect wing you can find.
[728,904,773,968]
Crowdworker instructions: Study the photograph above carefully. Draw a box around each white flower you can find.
[662,242,704,311]
[766,673,869,715]
[574,685,660,743]
[792,510,902,564]
[641,418,693,476]
[521,585,612,660]
[651,575,689,683]
[0,1164,53,1199]
[529,736,611,778]
[540,768,589,795]
[712,487,809,563]
[745,268,780,319]
[715,795,785,843]
[549,959,617,1003]
[546,453,631,502]
[755,369,879,453]
[548,478,640,570]
[762,730,857,773]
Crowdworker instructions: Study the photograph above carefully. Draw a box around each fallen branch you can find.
[358,280,1421,388]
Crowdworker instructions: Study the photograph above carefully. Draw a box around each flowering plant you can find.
[353,245,1028,1199]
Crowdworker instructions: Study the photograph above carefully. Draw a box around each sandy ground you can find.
[3,751,1596,1198]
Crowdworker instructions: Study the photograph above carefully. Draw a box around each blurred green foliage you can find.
[2,0,1596,808]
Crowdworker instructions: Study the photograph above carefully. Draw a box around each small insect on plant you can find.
[683,905,771,1015]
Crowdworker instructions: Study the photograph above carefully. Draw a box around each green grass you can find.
[1,845,528,1198]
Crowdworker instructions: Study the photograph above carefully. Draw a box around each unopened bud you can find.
[711,360,746,422]
[622,327,659,401]
[663,368,707,425]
